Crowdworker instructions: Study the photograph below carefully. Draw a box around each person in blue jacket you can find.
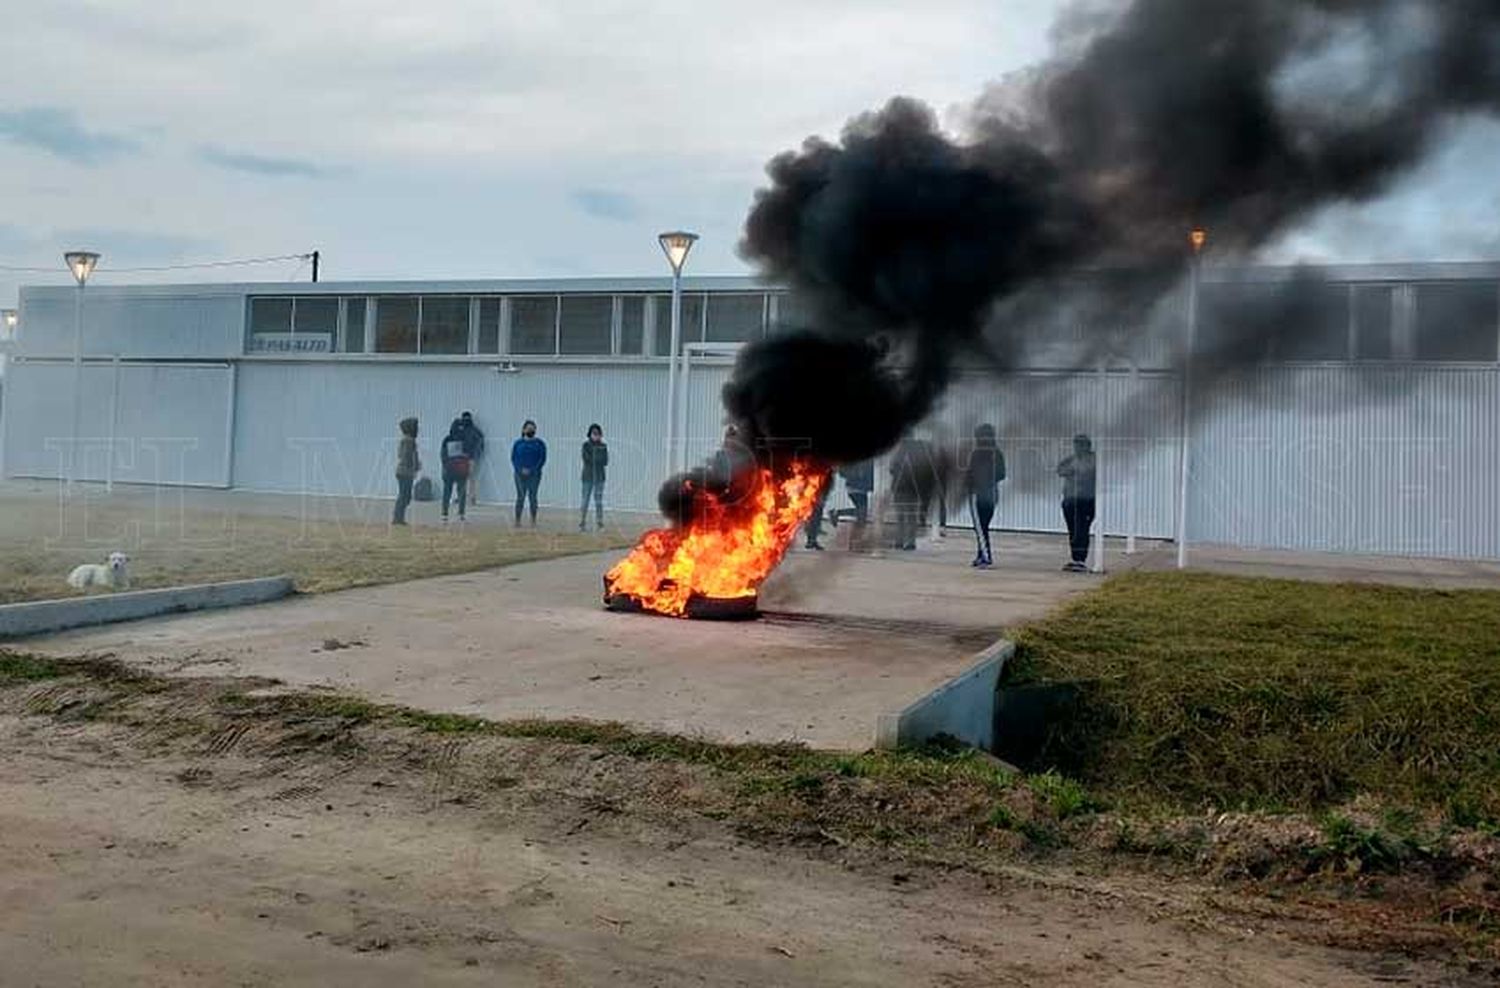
[511,419,547,526]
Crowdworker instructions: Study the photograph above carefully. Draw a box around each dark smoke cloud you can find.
[716,0,1500,480]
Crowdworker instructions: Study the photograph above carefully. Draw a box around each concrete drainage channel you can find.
[0,576,296,641]
[876,639,1015,751]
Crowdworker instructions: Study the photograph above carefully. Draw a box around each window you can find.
[477,298,501,354]
[1200,280,1347,362]
[1352,285,1394,361]
[1414,282,1499,362]
[293,297,338,351]
[650,293,705,351]
[341,298,367,352]
[375,297,418,353]
[248,297,292,336]
[775,291,815,330]
[421,296,470,354]
[705,293,765,343]
[559,295,613,354]
[511,296,557,354]
[619,296,646,355]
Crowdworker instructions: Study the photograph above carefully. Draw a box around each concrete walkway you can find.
[21,518,1500,751]
[23,532,1105,750]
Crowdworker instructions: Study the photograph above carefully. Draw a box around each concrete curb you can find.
[874,639,1013,750]
[0,576,295,640]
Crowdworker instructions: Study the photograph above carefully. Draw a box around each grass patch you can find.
[0,489,641,604]
[0,651,66,684]
[1008,572,1500,822]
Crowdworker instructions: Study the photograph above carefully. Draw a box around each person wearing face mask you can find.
[579,423,608,531]
[511,419,547,527]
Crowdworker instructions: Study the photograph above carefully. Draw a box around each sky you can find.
[2,0,1498,309]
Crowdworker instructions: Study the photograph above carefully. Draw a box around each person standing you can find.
[457,411,485,507]
[440,418,471,523]
[803,472,831,551]
[580,423,608,531]
[965,423,1006,568]
[393,417,420,526]
[1057,434,1097,572]
[888,438,925,551]
[830,459,874,528]
[511,419,547,526]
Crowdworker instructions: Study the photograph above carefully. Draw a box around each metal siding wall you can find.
[1,360,231,486]
[16,290,243,359]
[925,370,1182,538]
[1189,365,1500,559]
[232,362,679,513]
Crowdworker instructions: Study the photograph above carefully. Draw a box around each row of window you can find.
[1199,280,1499,363]
[245,280,1500,363]
[246,292,782,357]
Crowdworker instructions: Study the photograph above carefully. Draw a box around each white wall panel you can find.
[1,360,231,486]
[231,361,681,513]
[18,289,244,360]
[1189,365,1500,559]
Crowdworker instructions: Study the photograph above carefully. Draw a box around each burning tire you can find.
[602,578,760,620]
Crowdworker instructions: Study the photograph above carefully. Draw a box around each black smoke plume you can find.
[714,0,1500,480]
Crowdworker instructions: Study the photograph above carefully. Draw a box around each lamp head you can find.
[657,231,698,275]
[1189,228,1207,254]
[64,251,101,285]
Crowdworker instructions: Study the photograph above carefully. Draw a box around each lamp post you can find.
[1175,229,1206,569]
[64,250,100,495]
[658,230,698,474]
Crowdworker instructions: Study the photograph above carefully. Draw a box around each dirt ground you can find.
[1,667,1490,988]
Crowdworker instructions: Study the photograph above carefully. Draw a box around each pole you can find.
[665,270,683,474]
[311,250,320,283]
[677,342,693,470]
[1091,362,1107,574]
[107,355,121,494]
[1126,361,1139,555]
[1175,250,1202,569]
[69,282,84,495]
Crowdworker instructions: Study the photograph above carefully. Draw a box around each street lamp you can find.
[64,250,100,494]
[658,230,698,474]
[1175,229,1206,570]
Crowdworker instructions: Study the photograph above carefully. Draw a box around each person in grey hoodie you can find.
[393,417,420,526]
[580,423,608,530]
[1057,434,1097,571]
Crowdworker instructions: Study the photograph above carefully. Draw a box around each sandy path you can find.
[0,712,1456,988]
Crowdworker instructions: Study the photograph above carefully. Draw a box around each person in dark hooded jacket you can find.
[440,418,471,522]
[965,423,1006,567]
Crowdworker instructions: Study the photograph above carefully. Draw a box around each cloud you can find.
[199,145,335,178]
[0,107,139,164]
[572,187,641,222]
[53,227,216,263]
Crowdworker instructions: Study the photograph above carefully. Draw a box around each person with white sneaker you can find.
[964,423,1005,568]
[1057,434,1096,572]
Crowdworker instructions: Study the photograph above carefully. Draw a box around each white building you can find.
[2,265,1497,560]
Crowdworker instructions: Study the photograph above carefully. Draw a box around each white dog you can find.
[67,552,131,592]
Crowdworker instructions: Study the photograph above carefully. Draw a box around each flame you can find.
[604,461,829,617]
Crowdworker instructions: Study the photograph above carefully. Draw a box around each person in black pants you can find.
[965,423,1006,568]
[440,418,471,523]
[1057,434,1097,571]
[830,459,873,528]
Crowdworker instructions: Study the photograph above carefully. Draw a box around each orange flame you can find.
[604,461,829,617]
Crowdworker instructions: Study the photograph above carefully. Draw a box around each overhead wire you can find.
[0,252,316,275]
